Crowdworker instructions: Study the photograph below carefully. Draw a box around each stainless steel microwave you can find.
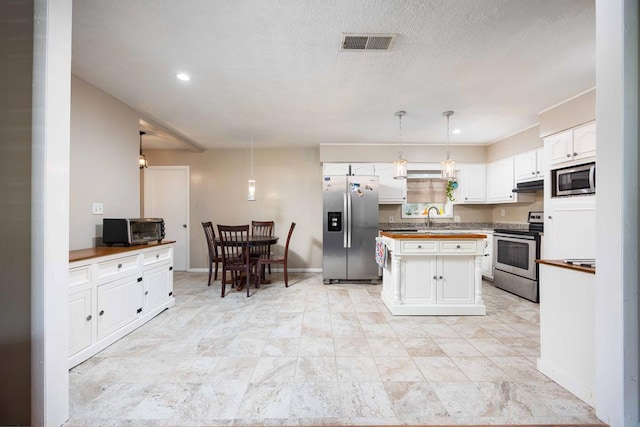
[103,218,165,246]
[552,162,596,197]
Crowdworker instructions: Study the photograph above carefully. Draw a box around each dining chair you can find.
[257,222,296,288]
[217,224,257,297]
[251,220,275,275]
[201,221,223,287]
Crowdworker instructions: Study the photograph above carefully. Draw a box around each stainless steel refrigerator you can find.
[323,175,380,282]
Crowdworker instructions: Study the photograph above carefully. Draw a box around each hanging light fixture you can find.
[138,131,148,169]
[393,110,407,179]
[248,137,256,201]
[441,110,456,180]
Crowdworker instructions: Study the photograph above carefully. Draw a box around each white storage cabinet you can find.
[546,122,596,167]
[374,162,406,204]
[68,243,175,368]
[455,163,486,203]
[514,148,544,183]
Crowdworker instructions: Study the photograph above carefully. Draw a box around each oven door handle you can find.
[493,233,536,240]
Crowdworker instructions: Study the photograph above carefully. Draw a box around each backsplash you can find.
[379,222,529,231]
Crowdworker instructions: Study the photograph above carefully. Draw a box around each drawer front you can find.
[69,265,91,288]
[439,240,478,254]
[400,240,438,254]
[143,247,173,267]
[97,255,140,283]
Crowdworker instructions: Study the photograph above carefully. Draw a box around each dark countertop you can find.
[380,231,488,239]
[70,240,176,262]
[537,259,596,274]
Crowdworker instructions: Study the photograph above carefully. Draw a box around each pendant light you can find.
[248,137,256,201]
[393,110,407,179]
[441,110,456,180]
[138,131,148,169]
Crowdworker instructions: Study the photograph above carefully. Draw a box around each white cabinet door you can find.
[572,122,597,162]
[457,164,486,203]
[68,287,92,356]
[375,163,406,204]
[486,157,516,203]
[436,256,475,304]
[402,257,437,304]
[97,276,144,340]
[351,163,375,175]
[143,264,172,312]
[547,129,574,166]
[514,150,538,182]
[544,202,596,259]
[481,233,494,279]
[322,163,349,176]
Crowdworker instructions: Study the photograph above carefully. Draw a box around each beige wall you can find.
[486,125,543,162]
[145,147,323,270]
[320,144,486,163]
[69,76,141,249]
[539,88,596,137]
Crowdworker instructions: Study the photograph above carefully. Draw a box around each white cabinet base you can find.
[381,292,486,315]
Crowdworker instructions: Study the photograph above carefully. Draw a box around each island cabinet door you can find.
[401,257,437,304]
[436,256,475,304]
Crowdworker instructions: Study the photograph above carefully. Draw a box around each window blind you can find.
[406,178,447,203]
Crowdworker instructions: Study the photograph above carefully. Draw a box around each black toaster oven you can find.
[102,218,165,246]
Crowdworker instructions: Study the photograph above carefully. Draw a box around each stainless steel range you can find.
[493,211,543,302]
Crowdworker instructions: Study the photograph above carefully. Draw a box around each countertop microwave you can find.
[103,218,165,246]
[552,162,596,197]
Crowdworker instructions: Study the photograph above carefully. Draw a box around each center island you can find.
[379,230,487,316]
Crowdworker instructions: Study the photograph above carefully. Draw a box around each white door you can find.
[144,166,189,270]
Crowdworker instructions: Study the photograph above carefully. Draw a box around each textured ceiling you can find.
[71,0,595,150]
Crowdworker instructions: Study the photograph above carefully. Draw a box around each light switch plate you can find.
[92,202,103,215]
[389,216,394,223]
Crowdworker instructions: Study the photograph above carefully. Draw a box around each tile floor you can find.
[66,272,602,426]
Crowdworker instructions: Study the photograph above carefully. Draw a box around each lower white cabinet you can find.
[481,231,494,280]
[97,275,144,340]
[68,242,175,368]
[402,256,475,305]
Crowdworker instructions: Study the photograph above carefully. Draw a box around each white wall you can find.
[145,147,323,270]
[595,1,639,426]
[69,76,141,249]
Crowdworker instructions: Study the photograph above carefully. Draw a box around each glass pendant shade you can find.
[441,157,456,180]
[393,154,408,179]
[248,179,256,201]
[138,154,148,169]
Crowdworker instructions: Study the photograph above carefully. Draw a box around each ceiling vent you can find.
[341,33,396,51]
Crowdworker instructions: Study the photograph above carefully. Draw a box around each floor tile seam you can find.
[448,354,520,382]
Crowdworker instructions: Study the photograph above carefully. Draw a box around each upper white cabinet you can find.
[322,163,375,176]
[455,164,486,204]
[486,157,516,203]
[374,163,406,204]
[547,122,596,167]
[514,148,544,183]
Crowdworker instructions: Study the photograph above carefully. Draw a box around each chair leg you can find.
[246,267,251,297]
[214,261,219,280]
[221,272,226,297]
[207,262,213,286]
[284,264,289,287]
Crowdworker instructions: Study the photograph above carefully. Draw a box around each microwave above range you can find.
[102,218,165,246]
[551,162,595,197]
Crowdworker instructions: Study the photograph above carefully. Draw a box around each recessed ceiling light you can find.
[452,129,461,135]
[176,73,190,81]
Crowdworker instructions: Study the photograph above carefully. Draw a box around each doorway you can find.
[143,166,190,270]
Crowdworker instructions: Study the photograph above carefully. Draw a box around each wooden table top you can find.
[69,240,176,262]
[380,231,487,239]
[537,259,596,274]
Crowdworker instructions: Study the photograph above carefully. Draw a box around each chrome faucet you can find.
[427,206,439,227]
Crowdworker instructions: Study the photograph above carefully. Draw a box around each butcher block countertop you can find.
[69,240,176,262]
[537,259,596,274]
[380,231,487,239]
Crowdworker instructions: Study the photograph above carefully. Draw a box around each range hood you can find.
[512,179,544,193]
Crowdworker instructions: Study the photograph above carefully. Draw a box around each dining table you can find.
[215,234,279,286]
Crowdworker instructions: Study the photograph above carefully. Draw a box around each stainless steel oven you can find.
[492,212,543,303]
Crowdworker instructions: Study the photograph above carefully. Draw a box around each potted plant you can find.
[446,180,458,202]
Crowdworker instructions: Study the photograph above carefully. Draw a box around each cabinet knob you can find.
[465,197,468,200]
[531,172,535,175]
[456,245,461,249]
[86,315,92,321]
[439,276,443,280]
[573,152,578,156]
[117,263,122,269]
[156,254,160,259]
[99,310,104,316]
[566,153,571,157]
[433,276,437,280]
[417,245,422,248]
[509,195,513,198]
[548,215,552,219]
[145,290,149,295]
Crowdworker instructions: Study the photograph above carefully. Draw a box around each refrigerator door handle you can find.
[346,192,352,248]
[343,193,348,248]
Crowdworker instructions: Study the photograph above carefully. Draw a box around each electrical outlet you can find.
[500,209,506,217]
[389,216,394,223]
[92,202,104,215]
